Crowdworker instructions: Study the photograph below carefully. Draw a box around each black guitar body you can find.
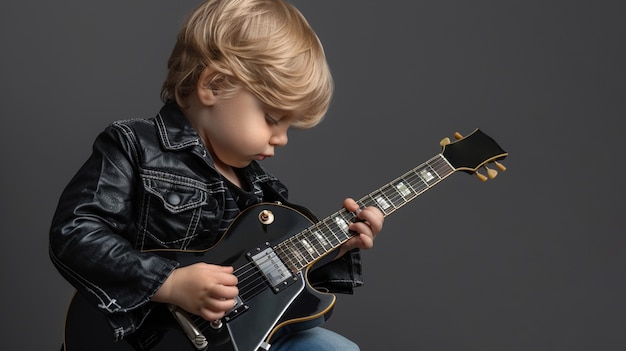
[64,203,336,351]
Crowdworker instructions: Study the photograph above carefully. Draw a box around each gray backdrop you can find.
[2,1,624,350]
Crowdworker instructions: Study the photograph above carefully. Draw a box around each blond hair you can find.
[161,0,333,128]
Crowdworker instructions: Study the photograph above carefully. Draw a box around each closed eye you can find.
[265,114,280,125]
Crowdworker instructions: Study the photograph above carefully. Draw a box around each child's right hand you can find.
[152,263,239,321]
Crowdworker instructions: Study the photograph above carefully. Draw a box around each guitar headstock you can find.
[440,129,508,181]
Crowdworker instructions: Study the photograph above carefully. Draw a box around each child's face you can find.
[202,88,291,169]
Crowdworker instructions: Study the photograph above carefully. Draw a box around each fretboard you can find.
[274,154,455,273]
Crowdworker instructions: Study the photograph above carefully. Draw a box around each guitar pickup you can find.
[249,247,296,292]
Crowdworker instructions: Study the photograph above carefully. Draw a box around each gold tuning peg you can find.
[485,166,498,179]
[495,161,507,172]
[439,137,451,146]
[453,132,463,140]
[475,171,488,182]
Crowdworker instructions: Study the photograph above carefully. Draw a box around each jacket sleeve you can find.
[308,249,363,294]
[49,123,178,340]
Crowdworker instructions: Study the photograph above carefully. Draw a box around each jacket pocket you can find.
[137,169,224,250]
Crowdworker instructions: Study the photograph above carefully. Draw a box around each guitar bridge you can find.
[223,295,248,322]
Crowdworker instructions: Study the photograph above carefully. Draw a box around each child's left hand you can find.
[335,198,384,258]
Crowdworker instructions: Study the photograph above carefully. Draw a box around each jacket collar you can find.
[153,103,283,195]
[155,103,202,151]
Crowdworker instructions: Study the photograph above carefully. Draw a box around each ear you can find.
[196,67,218,106]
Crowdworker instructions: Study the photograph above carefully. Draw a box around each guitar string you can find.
[229,216,350,302]
[189,156,454,329]
[225,207,358,296]
[230,157,453,301]
[226,156,453,303]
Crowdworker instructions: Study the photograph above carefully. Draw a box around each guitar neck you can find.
[275,153,455,273]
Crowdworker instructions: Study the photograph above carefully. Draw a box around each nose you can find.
[270,128,288,147]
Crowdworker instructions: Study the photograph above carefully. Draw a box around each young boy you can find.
[50,0,383,350]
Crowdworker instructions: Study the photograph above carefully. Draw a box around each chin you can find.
[235,161,253,168]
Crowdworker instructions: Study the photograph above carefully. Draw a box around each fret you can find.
[392,177,417,202]
[367,191,394,215]
[332,213,351,240]
[431,156,455,179]
[279,248,298,273]
[276,155,459,272]
[356,197,375,209]
[286,236,307,269]
[276,213,358,271]
[318,219,343,247]
[337,209,356,227]
[293,233,316,262]
[302,230,323,257]
[274,154,461,273]
[404,169,427,195]
[279,241,305,273]
[273,243,290,271]
[380,183,405,209]
[302,231,325,259]
[354,155,456,218]
[299,233,319,257]
[310,228,334,252]
[268,129,506,279]
[416,164,440,186]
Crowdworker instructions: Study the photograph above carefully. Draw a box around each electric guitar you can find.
[63,129,508,351]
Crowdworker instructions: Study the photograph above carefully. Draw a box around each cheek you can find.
[239,125,270,149]
[224,122,267,150]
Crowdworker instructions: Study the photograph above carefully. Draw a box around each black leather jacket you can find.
[49,103,363,340]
